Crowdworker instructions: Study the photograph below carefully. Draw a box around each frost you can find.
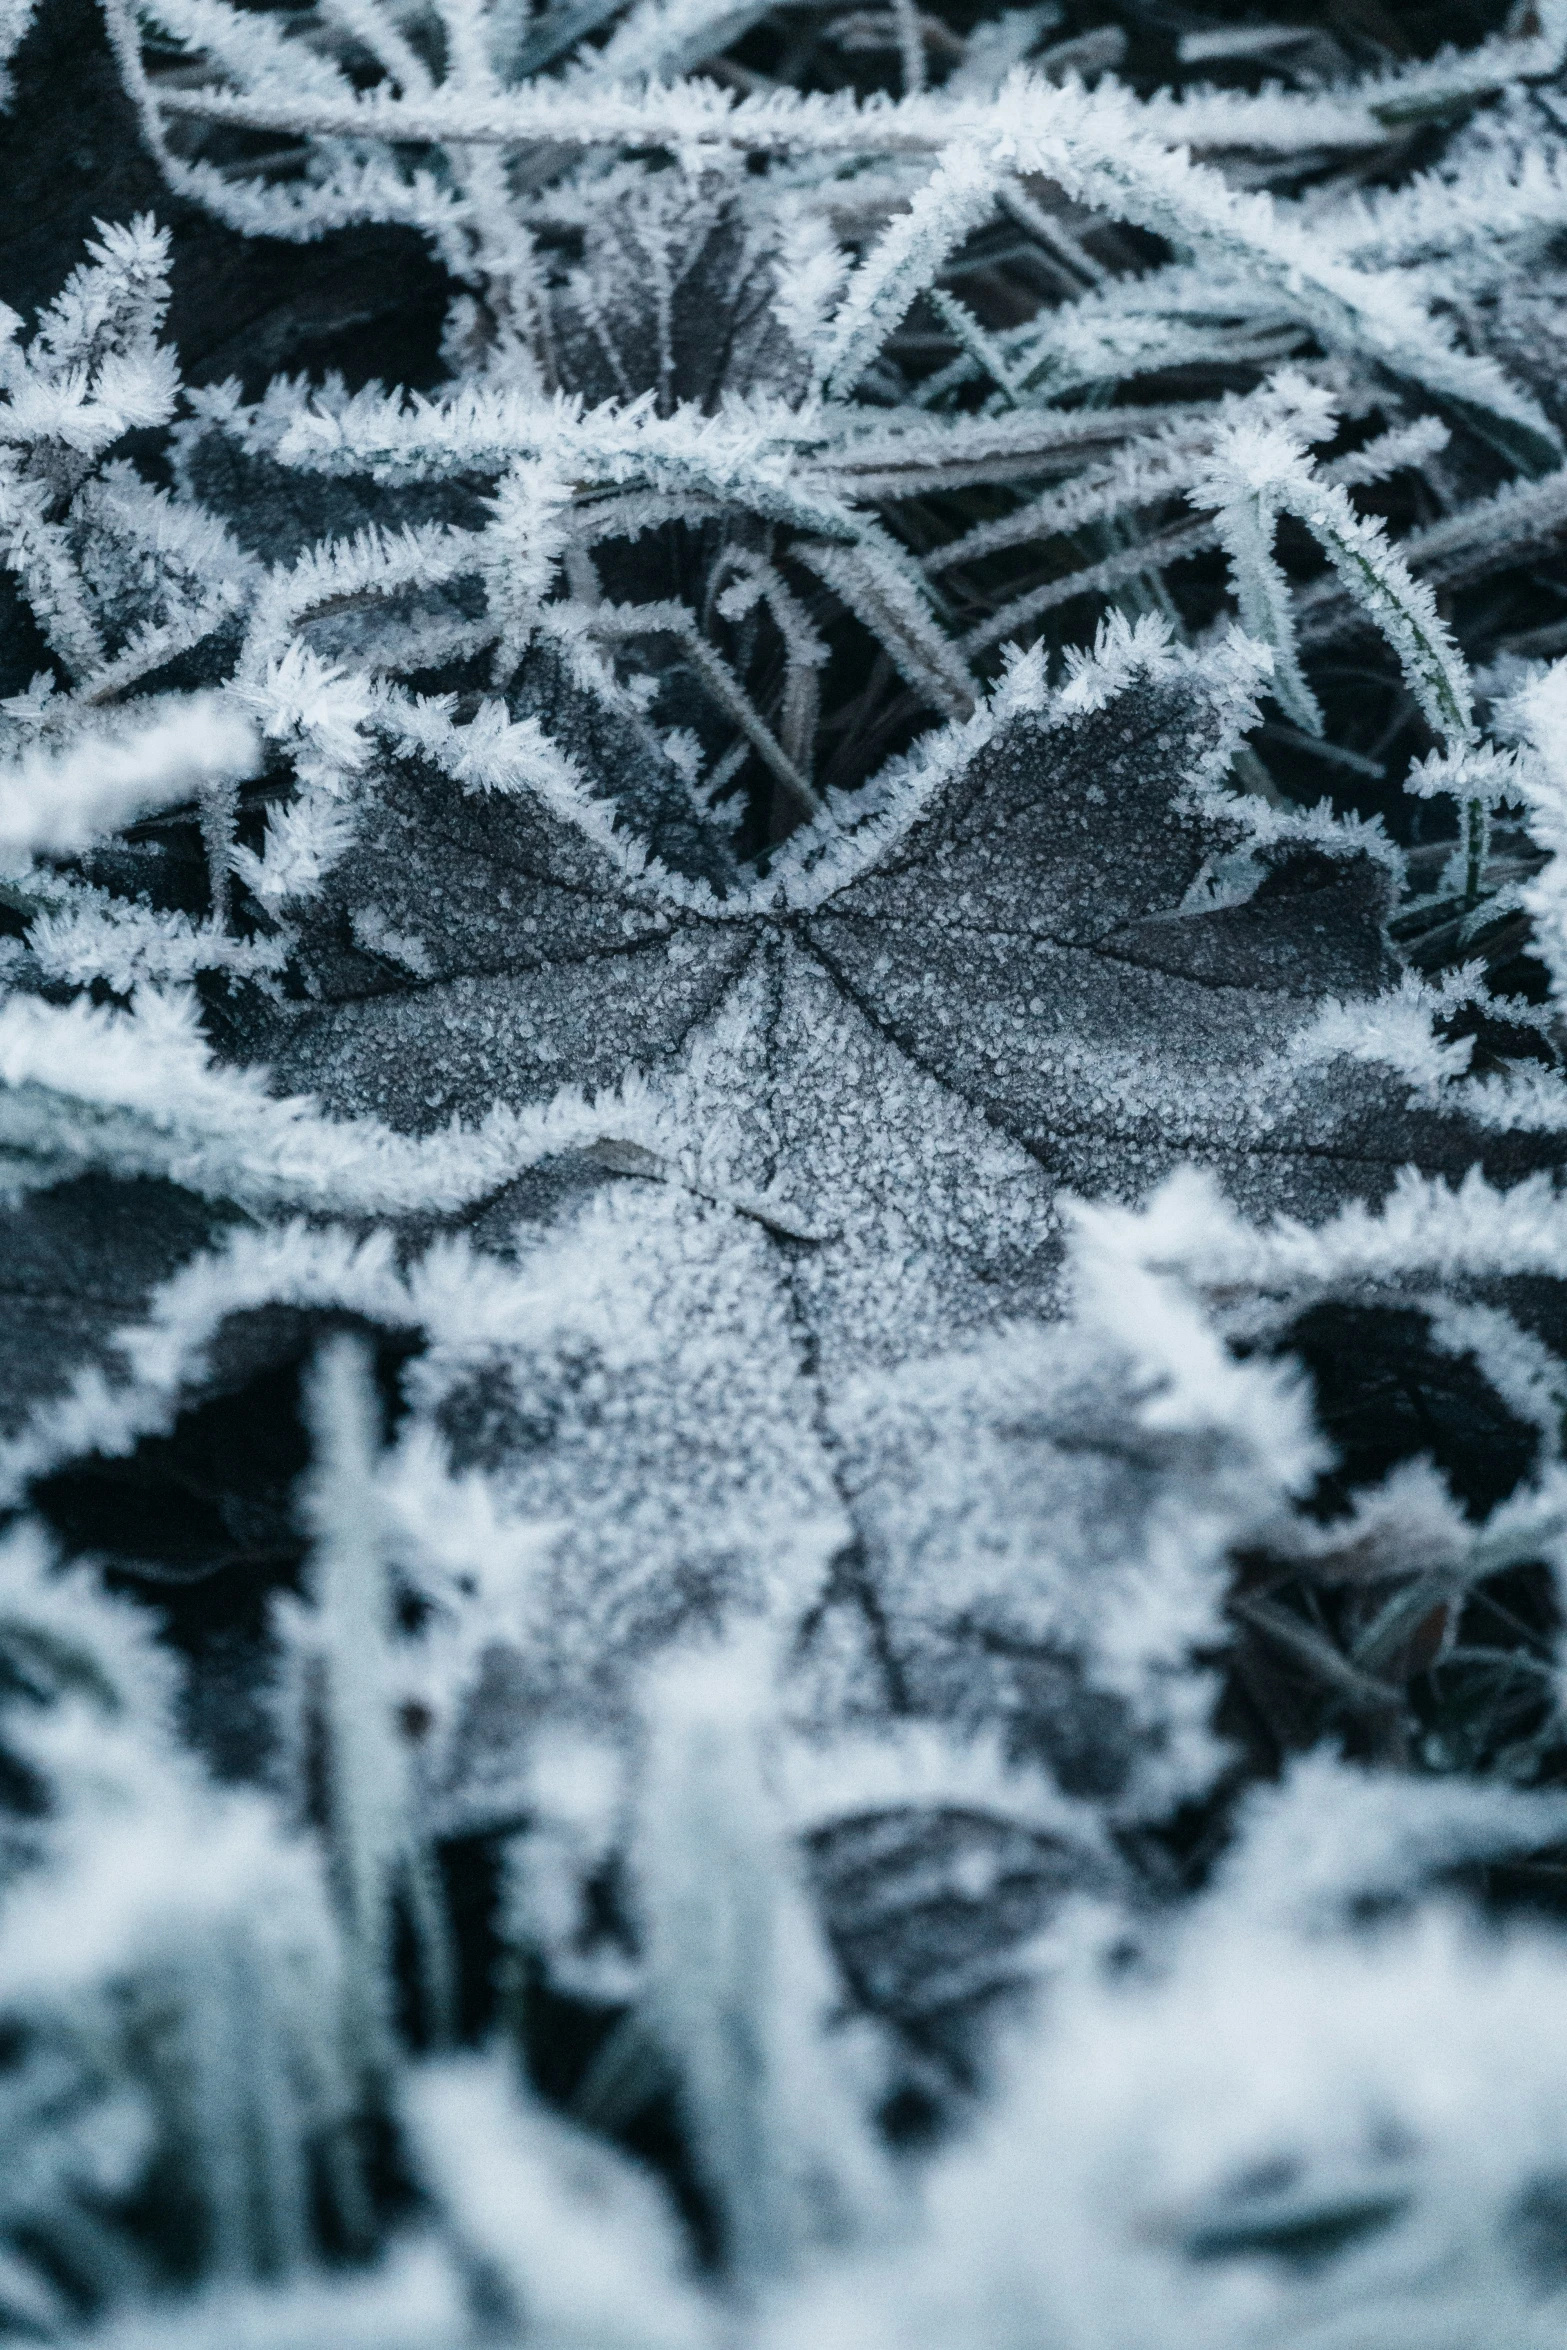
[776,1907,1567,2350]
[182,609,1521,1364]
[0,1526,353,2309]
[0,697,259,859]
[0,985,675,1214]
[625,1641,895,2285]
[8,6,1567,2342]
[1213,1751,1567,1931]
[279,1336,454,2068]
[818,145,1000,399]
[1192,407,1474,746]
[407,2058,712,2349]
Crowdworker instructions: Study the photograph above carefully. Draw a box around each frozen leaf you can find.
[214,612,1555,1371]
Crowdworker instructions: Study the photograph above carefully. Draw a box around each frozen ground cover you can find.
[7,0,1567,2340]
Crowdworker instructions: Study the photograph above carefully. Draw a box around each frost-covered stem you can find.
[240,522,482,681]
[642,1673,788,2284]
[1279,477,1472,745]
[76,592,247,711]
[403,1838,460,2052]
[997,178,1108,286]
[168,1916,320,2282]
[714,549,829,775]
[1464,795,1490,912]
[430,0,547,355]
[633,1644,890,2296]
[1210,483,1322,735]
[0,478,107,679]
[97,0,229,220]
[587,601,823,821]
[962,517,1217,655]
[819,142,998,396]
[795,534,975,717]
[0,698,261,861]
[318,0,434,94]
[890,0,924,96]
[301,1337,401,2077]
[1194,417,1474,748]
[928,288,1017,405]
[300,1336,455,2077]
[480,462,571,677]
[197,774,237,929]
[244,1945,315,2279]
[179,1922,253,2279]
[923,428,1210,576]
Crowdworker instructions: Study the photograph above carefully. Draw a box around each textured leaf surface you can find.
[232,621,1509,1366]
